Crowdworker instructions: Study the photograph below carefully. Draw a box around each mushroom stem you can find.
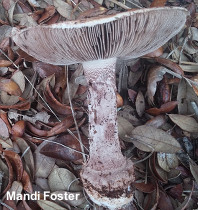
[81,58,134,209]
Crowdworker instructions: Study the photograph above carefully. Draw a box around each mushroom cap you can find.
[12,7,188,65]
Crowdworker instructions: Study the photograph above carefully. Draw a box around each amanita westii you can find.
[12,7,187,209]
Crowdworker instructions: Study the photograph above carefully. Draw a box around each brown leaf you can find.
[144,47,163,57]
[0,100,31,110]
[44,82,72,115]
[4,150,23,181]
[21,170,33,193]
[40,133,89,163]
[146,101,178,116]
[168,114,198,133]
[0,77,22,96]
[145,115,166,128]
[38,6,56,23]
[150,0,167,7]
[130,125,181,153]
[11,120,26,138]
[0,59,12,67]
[116,92,123,108]
[134,181,156,193]
[158,191,174,210]
[2,200,17,210]
[147,66,167,104]
[154,57,184,76]
[2,157,14,194]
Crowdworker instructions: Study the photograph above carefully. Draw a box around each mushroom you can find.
[12,7,187,209]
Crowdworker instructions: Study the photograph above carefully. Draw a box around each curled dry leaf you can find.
[168,114,198,133]
[21,170,33,193]
[3,150,23,181]
[149,154,168,183]
[27,116,75,137]
[147,66,167,104]
[15,137,34,179]
[48,168,82,192]
[38,6,56,23]
[37,200,67,210]
[157,153,179,172]
[0,100,31,110]
[0,77,22,96]
[1,70,25,106]
[154,57,184,76]
[146,101,178,116]
[40,133,89,163]
[2,157,14,194]
[130,125,181,153]
[44,82,72,115]
[11,120,26,138]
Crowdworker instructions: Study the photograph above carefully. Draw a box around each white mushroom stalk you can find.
[81,58,134,209]
[12,7,188,209]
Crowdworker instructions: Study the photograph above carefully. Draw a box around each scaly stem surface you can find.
[81,58,134,209]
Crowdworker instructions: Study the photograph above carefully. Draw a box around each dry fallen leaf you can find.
[147,66,167,104]
[157,153,179,172]
[130,125,181,153]
[53,0,74,20]
[189,158,198,184]
[177,78,198,120]
[3,150,23,181]
[34,141,56,178]
[168,114,198,133]
[48,168,82,192]
[37,199,67,210]
[117,116,134,142]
